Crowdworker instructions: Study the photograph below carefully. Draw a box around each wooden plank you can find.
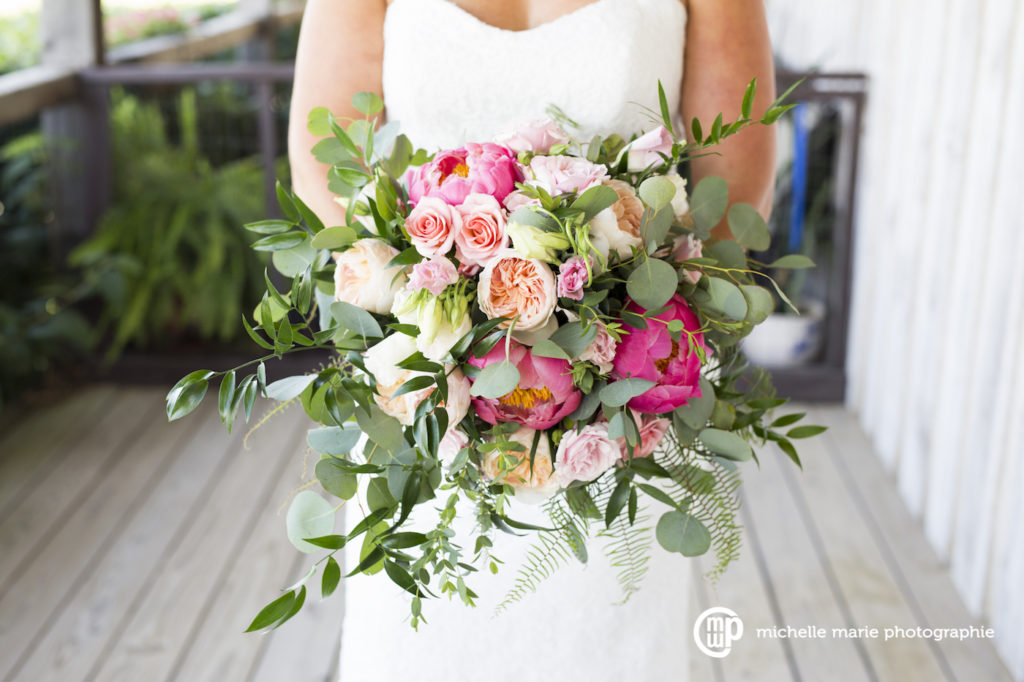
[787,407,959,681]
[165,406,321,682]
[693,525,795,682]
[87,402,311,682]
[737,428,874,681]
[0,66,78,126]
[689,559,725,682]
[0,387,157,595]
[0,384,115,517]
[815,406,1015,682]
[0,390,229,681]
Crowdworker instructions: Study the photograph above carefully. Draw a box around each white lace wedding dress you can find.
[339,1,691,679]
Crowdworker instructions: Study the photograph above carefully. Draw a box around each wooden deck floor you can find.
[0,385,1013,682]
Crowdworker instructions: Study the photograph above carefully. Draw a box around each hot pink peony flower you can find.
[406,143,521,206]
[556,256,590,301]
[494,118,570,154]
[407,257,459,297]
[611,294,708,414]
[404,197,459,258]
[525,154,609,195]
[467,339,581,430]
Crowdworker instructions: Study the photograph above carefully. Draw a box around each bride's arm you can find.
[288,0,387,226]
[681,0,777,239]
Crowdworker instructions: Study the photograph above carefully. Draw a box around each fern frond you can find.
[598,510,653,603]
[659,430,743,581]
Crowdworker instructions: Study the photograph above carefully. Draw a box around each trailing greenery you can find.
[70,88,274,358]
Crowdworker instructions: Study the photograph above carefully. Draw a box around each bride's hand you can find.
[682,0,777,240]
[288,0,388,226]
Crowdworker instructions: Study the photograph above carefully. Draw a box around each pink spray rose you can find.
[454,193,509,268]
[525,154,609,195]
[579,321,617,373]
[437,428,469,470]
[494,118,570,154]
[406,143,521,206]
[502,190,540,212]
[407,257,459,297]
[625,126,674,172]
[404,196,459,258]
[467,339,581,431]
[611,294,708,414]
[614,410,671,459]
[556,256,590,301]
[672,234,704,285]
[555,423,620,485]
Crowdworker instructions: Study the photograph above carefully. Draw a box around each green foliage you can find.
[71,88,273,358]
[0,132,93,407]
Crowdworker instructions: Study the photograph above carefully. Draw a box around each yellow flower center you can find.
[453,162,470,177]
[655,340,680,373]
[499,386,553,409]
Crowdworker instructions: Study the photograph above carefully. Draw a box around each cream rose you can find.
[482,426,559,504]
[333,238,407,314]
[364,333,430,425]
[477,249,557,332]
[588,180,644,261]
[666,171,689,220]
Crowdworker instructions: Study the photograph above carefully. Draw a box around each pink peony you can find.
[555,423,620,485]
[494,118,570,154]
[502,190,540,212]
[525,154,609,195]
[556,256,590,301]
[467,339,581,430]
[406,143,521,206]
[407,257,459,297]
[611,294,708,414]
[625,126,674,172]
[404,197,459,258]
[454,193,509,268]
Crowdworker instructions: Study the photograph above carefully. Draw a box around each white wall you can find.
[764,0,1024,678]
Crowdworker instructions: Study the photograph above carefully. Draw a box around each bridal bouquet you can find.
[166,82,823,630]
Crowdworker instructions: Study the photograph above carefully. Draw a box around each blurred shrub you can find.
[70,87,274,359]
[0,133,93,407]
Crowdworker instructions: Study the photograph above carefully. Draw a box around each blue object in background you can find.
[788,102,809,253]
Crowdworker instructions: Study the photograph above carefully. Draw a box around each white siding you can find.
[764,1,1024,678]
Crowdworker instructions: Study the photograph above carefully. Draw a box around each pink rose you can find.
[525,155,609,195]
[555,423,620,485]
[672,234,703,285]
[477,249,557,332]
[404,197,459,258]
[556,256,590,301]
[494,118,570,154]
[579,321,617,373]
[625,126,674,172]
[611,294,709,414]
[406,143,521,206]
[407,257,459,297]
[467,339,581,430]
[612,410,670,459]
[454,193,509,268]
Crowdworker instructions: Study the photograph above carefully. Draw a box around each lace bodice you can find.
[382,0,687,150]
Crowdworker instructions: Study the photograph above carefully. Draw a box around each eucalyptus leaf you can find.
[330,301,383,338]
[768,254,815,269]
[265,374,317,402]
[656,510,711,556]
[529,338,571,361]
[699,428,753,461]
[316,458,359,500]
[548,322,599,358]
[600,379,656,408]
[286,491,336,553]
[728,202,771,251]
[311,225,358,251]
[571,184,619,222]
[689,176,729,237]
[741,285,774,324]
[307,426,362,456]
[470,361,520,399]
[626,258,678,311]
[638,176,676,211]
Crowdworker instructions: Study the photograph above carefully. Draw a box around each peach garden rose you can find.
[477,249,557,332]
